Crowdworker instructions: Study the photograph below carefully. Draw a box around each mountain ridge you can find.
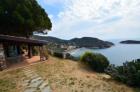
[33,35,114,49]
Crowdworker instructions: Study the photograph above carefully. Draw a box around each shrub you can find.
[53,52,63,58]
[106,59,140,87]
[65,53,71,59]
[43,47,49,59]
[80,52,94,65]
[80,52,109,72]
[32,47,39,56]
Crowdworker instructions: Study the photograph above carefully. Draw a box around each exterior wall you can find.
[0,44,7,70]
[5,45,19,57]
[6,56,23,66]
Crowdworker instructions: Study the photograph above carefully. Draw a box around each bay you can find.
[69,43,140,66]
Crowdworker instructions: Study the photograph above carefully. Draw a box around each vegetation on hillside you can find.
[32,56,138,92]
[120,40,140,44]
[33,36,114,49]
[106,59,140,87]
[0,0,52,37]
[0,69,25,92]
[80,52,109,72]
[0,56,139,92]
[80,52,140,88]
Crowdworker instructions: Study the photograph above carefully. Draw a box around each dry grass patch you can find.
[31,56,139,92]
[0,69,25,92]
[0,56,139,92]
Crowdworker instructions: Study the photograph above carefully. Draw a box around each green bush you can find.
[106,59,140,87]
[43,47,49,60]
[80,52,109,72]
[53,52,63,58]
[32,47,39,56]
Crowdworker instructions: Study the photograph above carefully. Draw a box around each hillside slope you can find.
[0,56,139,92]
[31,56,139,92]
[33,35,114,48]
[70,37,114,48]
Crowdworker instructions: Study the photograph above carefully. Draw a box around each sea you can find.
[68,39,140,66]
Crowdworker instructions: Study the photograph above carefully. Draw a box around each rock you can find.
[39,82,48,89]
[28,79,43,88]
[100,74,111,79]
[31,77,42,83]
[40,86,51,92]
[24,87,37,92]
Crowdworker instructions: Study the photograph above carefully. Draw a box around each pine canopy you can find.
[0,0,52,37]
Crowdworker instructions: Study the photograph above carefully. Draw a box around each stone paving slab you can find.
[31,77,42,83]
[41,86,50,92]
[22,67,51,92]
[24,87,37,92]
[39,82,48,89]
[28,79,43,88]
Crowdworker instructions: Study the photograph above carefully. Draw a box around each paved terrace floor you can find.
[6,56,42,70]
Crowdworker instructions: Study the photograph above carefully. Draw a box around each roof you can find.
[0,35,47,45]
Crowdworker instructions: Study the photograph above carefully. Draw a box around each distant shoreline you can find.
[65,46,114,54]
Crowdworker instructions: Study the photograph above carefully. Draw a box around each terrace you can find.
[0,35,47,70]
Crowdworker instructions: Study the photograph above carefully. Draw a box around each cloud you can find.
[47,0,140,39]
[59,0,140,21]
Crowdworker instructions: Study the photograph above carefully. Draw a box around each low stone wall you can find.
[48,50,72,59]
[6,56,23,66]
[0,44,7,70]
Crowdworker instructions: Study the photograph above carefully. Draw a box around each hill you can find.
[0,56,139,92]
[70,37,114,48]
[120,40,140,44]
[33,36,114,49]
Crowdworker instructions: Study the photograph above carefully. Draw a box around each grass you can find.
[133,88,140,92]
[0,56,139,92]
[31,56,140,92]
[0,69,25,92]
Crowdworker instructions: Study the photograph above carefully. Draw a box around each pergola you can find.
[0,35,47,70]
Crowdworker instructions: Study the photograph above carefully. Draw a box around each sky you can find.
[37,0,140,40]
